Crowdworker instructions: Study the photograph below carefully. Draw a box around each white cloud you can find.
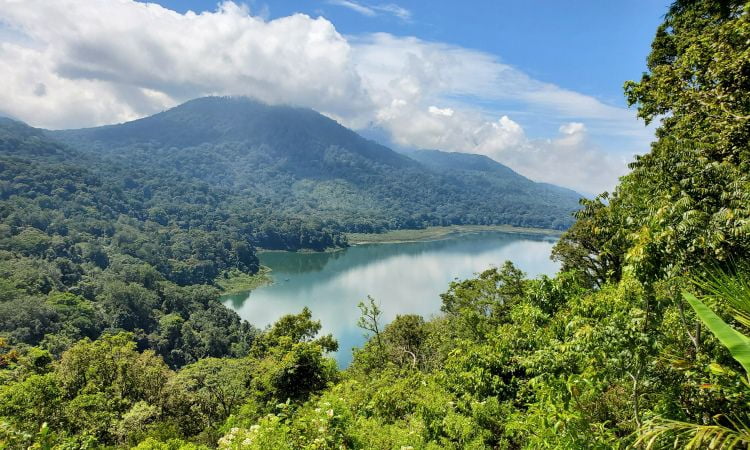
[328,0,376,17]
[372,4,411,21]
[428,106,454,117]
[559,122,586,135]
[351,34,634,193]
[327,1,411,21]
[0,0,646,193]
[351,33,642,133]
[0,0,372,128]
[492,124,629,195]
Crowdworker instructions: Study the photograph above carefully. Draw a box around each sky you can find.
[0,0,671,194]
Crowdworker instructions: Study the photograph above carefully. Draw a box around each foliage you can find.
[551,194,627,288]
[684,291,750,376]
[3,0,750,448]
[0,314,337,448]
[638,267,750,449]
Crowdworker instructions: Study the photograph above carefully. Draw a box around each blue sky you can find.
[154,0,668,110]
[0,0,673,193]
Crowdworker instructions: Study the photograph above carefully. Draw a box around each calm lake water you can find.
[223,231,560,367]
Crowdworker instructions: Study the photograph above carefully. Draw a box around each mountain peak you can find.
[51,96,416,169]
[54,96,344,149]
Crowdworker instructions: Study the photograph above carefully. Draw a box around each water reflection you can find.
[223,232,559,366]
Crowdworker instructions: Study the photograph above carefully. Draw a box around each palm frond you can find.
[692,265,750,329]
[637,416,750,449]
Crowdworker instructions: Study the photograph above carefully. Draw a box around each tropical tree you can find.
[639,268,750,448]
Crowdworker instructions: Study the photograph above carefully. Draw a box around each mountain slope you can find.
[50,96,580,232]
[54,97,415,174]
[406,148,582,204]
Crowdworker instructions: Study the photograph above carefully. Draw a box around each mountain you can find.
[54,97,413,170]
[405,148,581,201]
[49,96,581,232]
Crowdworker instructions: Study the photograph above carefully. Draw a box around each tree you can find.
[255,307,337,355]
[440,261,526,339]
[551,194,626,288]
[56,333,171,428]
[357,296,384,356]
[381,314,426,368]
[639,268,750,448]
[253,341,338,405]
[171,357,254,429]
[619,0,750,279]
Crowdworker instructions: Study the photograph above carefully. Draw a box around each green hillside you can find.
[52,97,580,232]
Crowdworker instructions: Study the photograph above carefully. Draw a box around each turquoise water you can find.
[223,231,560,366]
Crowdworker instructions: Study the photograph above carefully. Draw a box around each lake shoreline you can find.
[346,224,562,245]
[255,225,562,253]
[215,266,274,295]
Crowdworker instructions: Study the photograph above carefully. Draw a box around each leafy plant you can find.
[638,272,750,449]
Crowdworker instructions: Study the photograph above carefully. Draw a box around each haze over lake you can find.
[224,231,560,366]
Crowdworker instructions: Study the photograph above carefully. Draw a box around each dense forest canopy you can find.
[51,96,582,232]
[3,0,750,448]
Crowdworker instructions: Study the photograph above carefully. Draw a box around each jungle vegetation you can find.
[2,0,750,448]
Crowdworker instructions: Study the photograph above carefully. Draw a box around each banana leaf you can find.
[684,291,750,377]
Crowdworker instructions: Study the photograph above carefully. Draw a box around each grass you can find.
[215,266,273,295]
[346,224,561,245]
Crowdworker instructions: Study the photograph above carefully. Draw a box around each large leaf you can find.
[684,291,750,377]
[692,267,750,329]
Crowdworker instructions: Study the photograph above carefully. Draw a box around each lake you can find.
[223,231,560,367]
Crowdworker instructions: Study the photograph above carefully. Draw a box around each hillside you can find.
[51,97,580,232]
[406,148,582,204]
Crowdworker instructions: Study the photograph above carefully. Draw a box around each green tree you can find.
[170,357,254,429]
[357,296,384,357]
[551,194,626,288]
[621,0,750,280]
[254,307,337,355]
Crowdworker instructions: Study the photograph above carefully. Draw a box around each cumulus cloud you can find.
[0,0,372,128]
[352,33,643,136]
[351,33,633,193]
[494,124,629,195]
[0,0,644,193]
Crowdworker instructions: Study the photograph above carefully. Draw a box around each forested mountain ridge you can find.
[50,96,581,232]
[406,148,582,203]
[53,97,416,170]
[0,117,267,375]
[406,148,522,175]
